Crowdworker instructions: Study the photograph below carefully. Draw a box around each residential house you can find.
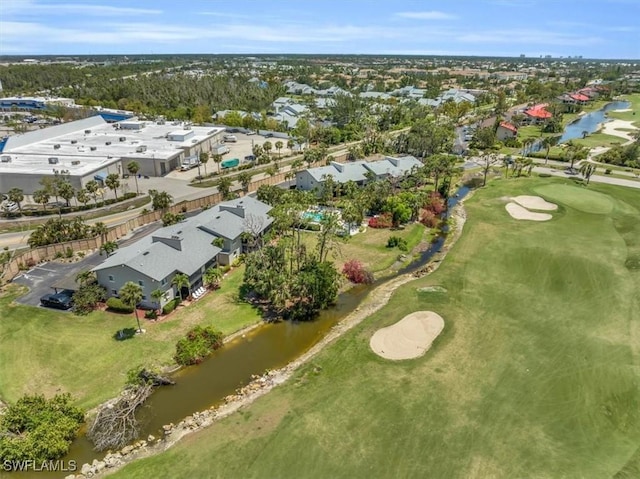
[93,197,273,307]
[295,156,422,194]
[496,121,518,141]
[522,104,552,125]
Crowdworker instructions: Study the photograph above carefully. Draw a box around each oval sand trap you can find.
[505,202,553,221]
[370,311,444,360]
[511,195,558,211]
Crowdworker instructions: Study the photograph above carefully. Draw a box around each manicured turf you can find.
[301,222,426,274]
[608,93,640,127]
[0,266,262,409]
[110,177,640,478]
[534,183,615,214]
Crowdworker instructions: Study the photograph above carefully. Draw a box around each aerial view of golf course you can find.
[108,177,640,479]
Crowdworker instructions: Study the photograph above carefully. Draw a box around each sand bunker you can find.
[511,195,558,211]
[602,119,638,144]
[370,311,444,360]
[505,202,553,221]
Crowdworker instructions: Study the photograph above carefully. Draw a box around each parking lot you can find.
[12,254,105,309]
[11,221,163,308]
[166,131,294,182]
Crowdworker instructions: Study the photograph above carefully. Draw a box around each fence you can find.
[0,168,307,283]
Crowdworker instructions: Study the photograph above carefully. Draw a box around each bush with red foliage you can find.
[342,259,375,284]
[419,210,439,228]
[425,192,446,215]
[368,213,393,229]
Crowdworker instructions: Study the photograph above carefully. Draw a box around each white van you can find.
[223,135,237,143]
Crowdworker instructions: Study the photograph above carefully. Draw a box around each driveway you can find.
[12,252,105,308]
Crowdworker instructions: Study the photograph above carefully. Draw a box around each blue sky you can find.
[1,0,638,58]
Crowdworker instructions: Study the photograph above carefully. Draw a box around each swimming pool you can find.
[302,211,325,222]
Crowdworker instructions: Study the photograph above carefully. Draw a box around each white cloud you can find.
[395,11,457,20]
[2,1,161,16]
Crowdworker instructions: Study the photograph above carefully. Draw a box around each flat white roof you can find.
[0,153,121,176]
[0,117,225,176]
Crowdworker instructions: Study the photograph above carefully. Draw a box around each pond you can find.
[559,100,630,144]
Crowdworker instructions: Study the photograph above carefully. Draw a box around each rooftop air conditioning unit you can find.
[0,155,11,163]
[119,136,126,142]
[105,141,111,145]
[90,146,97,151]
[136,145,147,153]
[53,144,60,149]
[84,129,91,134]
[71,139,77,144]
[184,125,191,130]
[48,157,59,164]
[71,160,80,166]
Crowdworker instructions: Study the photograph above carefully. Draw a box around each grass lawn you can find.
[111,177,640,478]
[0,266,262,410]
[571,132,627,148]
[608,93,640,127]
[300,222,426,274]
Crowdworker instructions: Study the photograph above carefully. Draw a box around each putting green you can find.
[534,184,614,214]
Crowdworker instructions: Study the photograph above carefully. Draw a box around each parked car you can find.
[244,154,256,162]
[223,135,237,143]
[40,292,73,310]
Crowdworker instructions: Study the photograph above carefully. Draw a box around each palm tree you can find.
[119,282,144,333]
[127,161,140,195]
[238,172,253,194]
[541,135,560,164]
[171,272,191,301]
[150,288,165,314]
[105,173,120,200]
[7,188,24,213]
[203,266,223,290]
[58,180,75,207]
[287,139,295,154]
[200,151,210,176]
[263,141,272,159]
[566,141,588,170]
[85,180,99,206]
[150,190,173,211]
[33,189,50,211]
[217,176,233,200]
[579,162,596,184]
[502,156,512,178]
[275,140,283,158]
[212,154,223,174]
[99,240,118,256]
[76,188,90,208]
[75,270,96,287]
[91,221,109,245]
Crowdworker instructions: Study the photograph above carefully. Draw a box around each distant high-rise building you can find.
[520,54,525,58]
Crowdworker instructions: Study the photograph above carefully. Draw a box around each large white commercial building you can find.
[0,116,225,194]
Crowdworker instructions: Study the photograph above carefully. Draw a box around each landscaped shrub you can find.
[65,247,74,258]
[145,310,158,320]
[174,326,224,365]
[106,297,134,313]
[342,259,375,284]
[420,210,439,228]
[425,192,446,215]
[162,298,180,315]
[387,235,408,251]
[368,213,392,229]
[0,393,84,462]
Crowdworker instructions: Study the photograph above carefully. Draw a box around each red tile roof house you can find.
[578,87,599,99]
[523,104,552,125]
[496,121,518,141]
[569,93,590,105]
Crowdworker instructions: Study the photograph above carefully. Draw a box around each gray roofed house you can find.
[295,157,423,194]
[92,196,272,306]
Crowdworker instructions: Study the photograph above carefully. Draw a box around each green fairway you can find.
[108,178,640,479]
[0,267,262,409]
[534,183,615,214]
